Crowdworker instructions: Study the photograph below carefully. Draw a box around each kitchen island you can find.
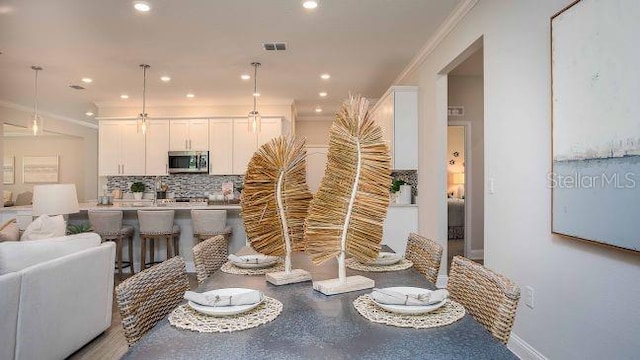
[1,201,246,272]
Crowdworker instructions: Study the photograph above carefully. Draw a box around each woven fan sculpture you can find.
[305,95,391,295]
[241,136,314,285]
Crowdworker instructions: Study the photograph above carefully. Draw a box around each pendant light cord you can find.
[34,68,39,117]
[253,63,258,112]
[141,64,148,117]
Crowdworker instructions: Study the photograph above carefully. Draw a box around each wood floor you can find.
[66,273,199,360]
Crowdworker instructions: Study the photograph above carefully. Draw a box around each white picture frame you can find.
[23,156,59,183]
[3,156,14,185]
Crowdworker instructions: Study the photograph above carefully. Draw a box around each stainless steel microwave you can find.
[168,151,209,174]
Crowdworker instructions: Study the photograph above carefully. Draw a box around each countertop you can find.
[0,201,242,212]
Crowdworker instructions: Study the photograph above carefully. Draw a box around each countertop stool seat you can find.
[88,210,135,279]
[137,210,181,270]
[191,209,232,244]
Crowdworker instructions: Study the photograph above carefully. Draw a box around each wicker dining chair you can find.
[404,233,443,284]
[192,235,228,283]
[115,256,190,346]
[447,256,521,344]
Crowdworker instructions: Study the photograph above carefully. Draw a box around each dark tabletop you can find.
[123,252,517,360]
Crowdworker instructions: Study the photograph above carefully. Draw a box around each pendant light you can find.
[248,62,262,133]
[137,64,150,135]
[30,65,44,136]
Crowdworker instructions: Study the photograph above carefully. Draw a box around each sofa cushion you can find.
[0,272,21,360]
[0,233,101,275]
[20,215,66,241]
[0,219,20,242]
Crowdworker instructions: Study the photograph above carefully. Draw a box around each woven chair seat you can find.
[404,233,443,284]
[115,256,190,346]
[140,224,180,236]
[96,224,134,239]
[194,225,232,237]
[447,256,520,344]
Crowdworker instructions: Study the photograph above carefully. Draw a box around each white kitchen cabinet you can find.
[99,120,146,176]
[169,119,209,151]
[382,205,418,256]
[209,119,234,175]
[231,117,282,175]
[145,120,170,175]
[371,86,418,170]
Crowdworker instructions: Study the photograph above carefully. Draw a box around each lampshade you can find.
[453,172,465,185]
[32,184,80,216]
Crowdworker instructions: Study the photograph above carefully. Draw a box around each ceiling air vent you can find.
[69,84,86,90]
[262,42,287,51]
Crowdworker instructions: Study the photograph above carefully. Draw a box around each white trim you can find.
[468,249,484,260]
[0,100,98,129]
[508,333,548,360]
[435,274,448,289]
[393,0,479,85]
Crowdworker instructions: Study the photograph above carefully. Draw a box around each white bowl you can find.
[187,288,264,317]
[371,287,447,315]
[231,255,279,269]
[361,252,402,266]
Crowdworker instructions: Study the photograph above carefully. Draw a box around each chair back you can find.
[88,210,123,235]
[447,256,520,344]
[405,233,443,284]
[115,256,190,346]
[137,210,175,234]
[192,235,228,283]
[191,210,227,235]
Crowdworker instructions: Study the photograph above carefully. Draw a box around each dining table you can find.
[123,250,517,360]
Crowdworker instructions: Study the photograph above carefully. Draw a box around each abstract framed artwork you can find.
[23,156,59,183]
[551,0,640,252]
[3,156,14,185]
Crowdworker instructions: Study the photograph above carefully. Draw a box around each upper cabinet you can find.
[232,117,282,175]
[170,119,209,151]
[99,120,146,176]
[371,86,418,170]
[145,120,170,175]
[209,119,234,175]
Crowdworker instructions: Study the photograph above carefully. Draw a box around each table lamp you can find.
[453,172,465,198]
[32,184,80,221]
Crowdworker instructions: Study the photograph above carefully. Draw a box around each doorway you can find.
[444,42,484,269]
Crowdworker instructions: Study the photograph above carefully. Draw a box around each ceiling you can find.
[0,0,462,124]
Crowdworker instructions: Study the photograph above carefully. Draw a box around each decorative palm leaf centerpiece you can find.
[305,96,391,295]
[241,136,314,285]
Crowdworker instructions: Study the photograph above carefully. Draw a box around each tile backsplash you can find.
[391,170,418,196]
[106,174,244,198]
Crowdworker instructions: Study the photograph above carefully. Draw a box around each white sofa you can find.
[0,233,116,360]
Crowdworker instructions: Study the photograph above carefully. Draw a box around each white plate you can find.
[187,288,264,317]
[361,252,402,266]
[231,255,279,269]
[371,287,447,315]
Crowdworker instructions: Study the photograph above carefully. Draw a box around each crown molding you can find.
[0,100,98,129]
[393,0,479,85]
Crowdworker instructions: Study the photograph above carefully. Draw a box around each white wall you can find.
[296,117,333,146]
[415,0,640,358]
[4,135,85,200]
[0,104,98,202]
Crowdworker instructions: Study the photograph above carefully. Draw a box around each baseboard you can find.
[435,274,448,288]
[468,249,484,260]
[508,333,548,360]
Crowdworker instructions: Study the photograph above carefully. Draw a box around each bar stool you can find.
[88,210,135,279]
[137,210,181,269]
[191,209,232,244]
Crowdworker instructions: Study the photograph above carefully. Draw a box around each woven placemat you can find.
[168,296,283,333]
[345,258,413,272]
[353,294,465,329]
[220,260,285,275]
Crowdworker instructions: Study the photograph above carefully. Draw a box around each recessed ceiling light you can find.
[120,94,129,99]
[160,75,171,82]
[253,92,261,97]
[241,74,250,80]
[319,92,328,97]
[133,1,151,12]
[315,107,323,113]
[320,73,330,80]
[81,77,93,83]
[302,1,319,9]
[85,111,94,116]
[186,93,195,98]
